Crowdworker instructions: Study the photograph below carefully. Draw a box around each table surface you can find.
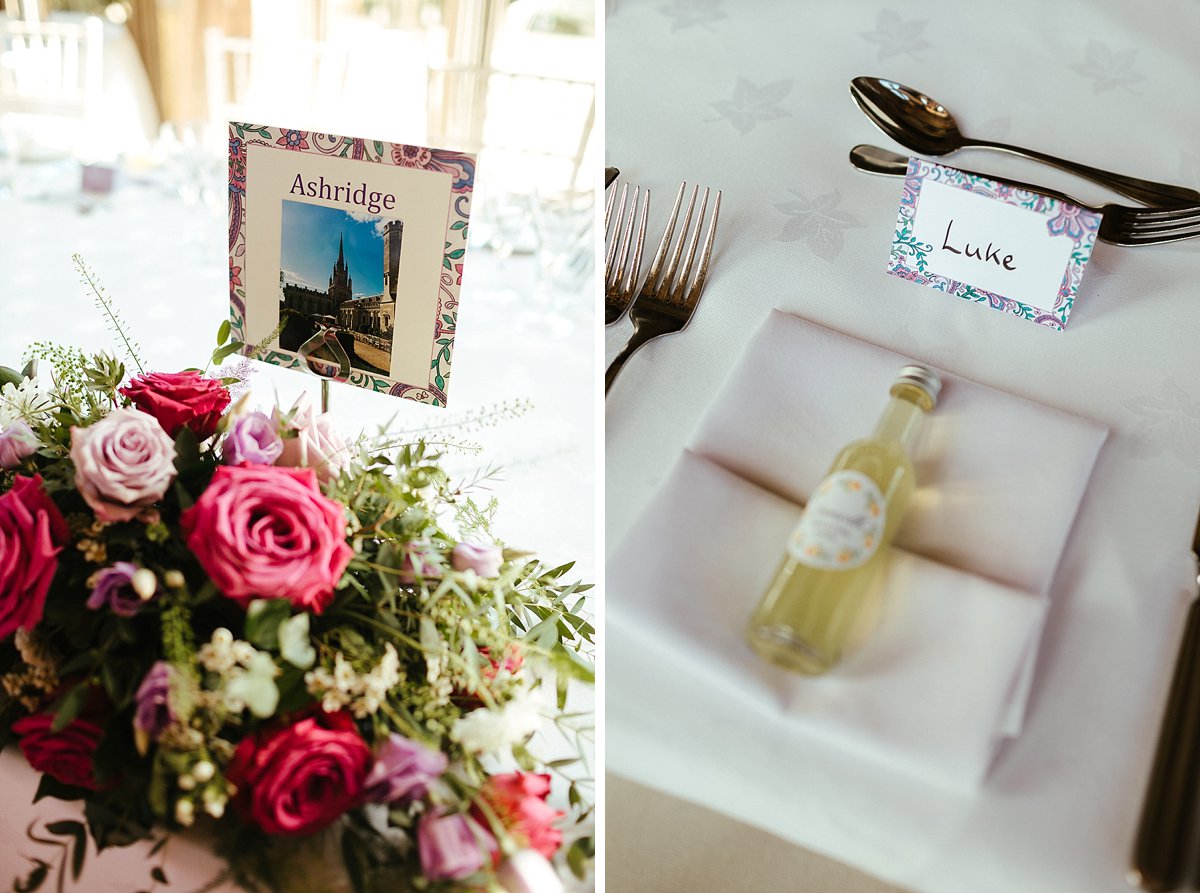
[605,1,1200,891]
[0,161,595,889]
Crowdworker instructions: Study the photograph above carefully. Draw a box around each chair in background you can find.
[0,14,103,155]
[204,26,429,143]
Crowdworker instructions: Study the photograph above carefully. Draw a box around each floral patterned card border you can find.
[227,123,475,406]
[887,158,1101,331]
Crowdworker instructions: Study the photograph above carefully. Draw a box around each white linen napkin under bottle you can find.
[607,310,1107,786]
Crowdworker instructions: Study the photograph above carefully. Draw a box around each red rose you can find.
[119,371,231,440]
[473,772,563,859]
[13,712,104,790]
[226,710,372,836]
[180,465,352,612]
[0,475,68,640]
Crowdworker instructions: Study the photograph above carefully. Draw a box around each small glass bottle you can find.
[745,365,941,675]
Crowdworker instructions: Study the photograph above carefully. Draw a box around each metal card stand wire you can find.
[295,315,351,412]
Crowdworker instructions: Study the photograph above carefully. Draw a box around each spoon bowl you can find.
[848,76,1200,206]
[849,77,964,157]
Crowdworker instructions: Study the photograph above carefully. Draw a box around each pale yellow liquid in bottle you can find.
[745,383,933,675]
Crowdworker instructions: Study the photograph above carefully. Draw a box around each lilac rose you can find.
[87,561,157,617]
[398,541,441,584]
[222,411,284,466]
[451,542,503,578]
[272,397,350,484]
[70,408,177,523]
[417,811,491,881]
[0,420,38,468]
[364,733,448,805]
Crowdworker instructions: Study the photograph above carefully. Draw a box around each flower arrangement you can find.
[0,279,594,893]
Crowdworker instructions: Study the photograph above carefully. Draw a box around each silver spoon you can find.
[849,77,1200,207]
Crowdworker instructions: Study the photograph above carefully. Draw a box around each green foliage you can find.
[72,254,144,375]
[2,329,594,892]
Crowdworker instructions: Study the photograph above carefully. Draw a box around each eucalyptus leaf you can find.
[245,599,291,650]
[0,364,24,388]
[51,683,90,733]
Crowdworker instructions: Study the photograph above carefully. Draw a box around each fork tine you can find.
[1120,210,1200,235]
[1119,225,1200,245]
[604,179,618,230]
[613,185,641,290]
[642,181,686,298]
[669,187,709,305]
[605,183,629,281]
[627,188,650,294]
[685,189,721,303]
[655,184,698,300]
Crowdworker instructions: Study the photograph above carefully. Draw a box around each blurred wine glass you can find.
[529,186,593,337]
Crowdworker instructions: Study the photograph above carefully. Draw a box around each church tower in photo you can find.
[328,234,353,306]
[382,220,403,300]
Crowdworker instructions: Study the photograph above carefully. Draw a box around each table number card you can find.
[228,123,475,405]
[887,158,1101,331]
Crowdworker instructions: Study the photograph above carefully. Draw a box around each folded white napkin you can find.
[607,310,1107,786]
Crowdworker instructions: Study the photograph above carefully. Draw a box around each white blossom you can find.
[449,689,542,754]
[305,643,403,718]
[0,378,52,427]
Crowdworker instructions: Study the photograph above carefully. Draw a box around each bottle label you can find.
[788,471,887,570]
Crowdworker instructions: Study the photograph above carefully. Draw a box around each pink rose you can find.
[180,465,352,612]
[0,420,38,468]
[226,710,371,836]
[473,772,563,859]
[71,408,177,523]
[13,712,104,790]
[272,397,350,484]
[0,475,68,639]
[119,370,231,440]
[451,542,503,578]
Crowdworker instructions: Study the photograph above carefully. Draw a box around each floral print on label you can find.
[887,158,1101,331]
[788,471,886,571]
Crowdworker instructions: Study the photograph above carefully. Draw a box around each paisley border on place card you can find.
[887,158,1101,332]
[227,124,474,406]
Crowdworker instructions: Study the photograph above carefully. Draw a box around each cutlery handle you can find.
[605,322,672,395]
[849,145,1082,210]
[1130,597,1200,891]
[966,138,1200,207]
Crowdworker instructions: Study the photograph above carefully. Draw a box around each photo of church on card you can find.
[278,199,405,376]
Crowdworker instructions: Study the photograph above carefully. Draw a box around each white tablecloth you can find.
[0,164,594,889]
[606,1,1200,892]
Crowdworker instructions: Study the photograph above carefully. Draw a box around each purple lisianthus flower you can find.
[0,420,38,468]
[417,811,491,881]
[364,733,448,805]
[451,542,502,578]
[221,411,284,466]
[87,561,154,617]
[134,661,177,738]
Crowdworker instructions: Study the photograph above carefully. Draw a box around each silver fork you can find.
[850,145,1200,246]
[606,181,722,395]
[605,181,650,325]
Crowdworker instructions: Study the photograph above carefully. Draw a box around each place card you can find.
[887,158,1101,331]
[227,123,476,405]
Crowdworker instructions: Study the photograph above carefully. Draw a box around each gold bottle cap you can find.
[894,364,942,407]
